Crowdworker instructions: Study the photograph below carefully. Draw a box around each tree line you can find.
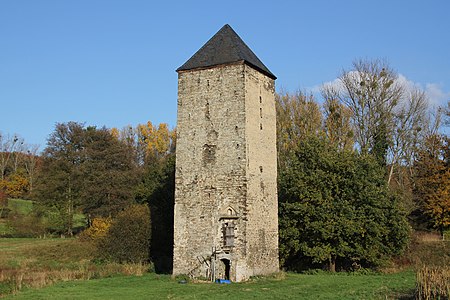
[277,58,449,271]
[0,58,448,272]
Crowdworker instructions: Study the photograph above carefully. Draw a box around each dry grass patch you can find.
[416,266,450,299]
[0,238,150,296]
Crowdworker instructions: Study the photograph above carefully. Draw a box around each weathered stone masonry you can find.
[173,25,278,282]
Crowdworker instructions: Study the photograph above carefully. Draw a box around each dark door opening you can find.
[221,259,230,280]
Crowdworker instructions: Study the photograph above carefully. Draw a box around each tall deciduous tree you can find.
[414,134,450,237]
[276,91,323,169]
[81,126,138,217]
[35,122,85,235]
[23,144,41,194]
[338,58,403,164]
[0,133,20,180]
[137,121,175,162]
[388,87,428,185]
[34,122,138,235]
[321,86,354,151]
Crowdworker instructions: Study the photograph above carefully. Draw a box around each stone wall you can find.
[173,62,278,282]
[242,64,279,279]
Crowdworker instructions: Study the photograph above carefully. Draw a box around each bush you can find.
[79,217,112,241]
[0,190,8,218]
[97,204,151,263]
[0,208,11,219]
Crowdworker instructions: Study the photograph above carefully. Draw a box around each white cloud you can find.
[424,83,450,108]
[395,74,416,91]
[309,77,343,95]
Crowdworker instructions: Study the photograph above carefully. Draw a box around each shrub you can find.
[97,204,151,263]
[79,217,112,241]
[0,190,7,218]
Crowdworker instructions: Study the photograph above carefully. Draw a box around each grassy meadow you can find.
[0,237,420,299]
[5,270,416,300]
[0,238,149,297]
[0,199,449,299]
[0,199,33,236]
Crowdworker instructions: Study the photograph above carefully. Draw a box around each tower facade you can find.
[173,24,278,282]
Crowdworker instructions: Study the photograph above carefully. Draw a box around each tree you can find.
[3,172,28,198]
[34,122,139,235]
[11,137,25,174]
[388,87,428,185]
[444,100,450,126]
[321,86,354,151]
[80,126,138,217]
[141,154,175,273]
[414,134,450,237]
[276,91,323,169]
[0,133,20,180]
[278,136,410,271]
[332,58,432,221]
[137,121,175,162]
[34,122,86,235]
[23,144,41,194]
[337,58,403,165]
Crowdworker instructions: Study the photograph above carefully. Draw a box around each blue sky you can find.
[1,0,449,148]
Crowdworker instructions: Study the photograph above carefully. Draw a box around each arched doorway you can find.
[220,258,230,280]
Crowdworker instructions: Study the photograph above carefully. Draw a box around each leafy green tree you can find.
[81,126,138,217]
[34,122,86,235]
[34,122,138,235]
[279,136,410,271]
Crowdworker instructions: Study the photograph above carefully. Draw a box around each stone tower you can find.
[173,24,278,282]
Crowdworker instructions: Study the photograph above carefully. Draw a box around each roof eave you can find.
[176,60,277,80]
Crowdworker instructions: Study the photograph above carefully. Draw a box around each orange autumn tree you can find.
[4,173,29,198]
[414,134,450,237]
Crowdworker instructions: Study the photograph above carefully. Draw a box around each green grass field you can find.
[2,230,448,299]
[6,271,415,300]
[0,199,33,236]
[0,198,86,237]
[0,238,418,299]
[7,199,33,215]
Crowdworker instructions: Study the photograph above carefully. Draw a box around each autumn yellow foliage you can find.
[79,217,112,241]
[0,174,29,198]
[137,121,173,158]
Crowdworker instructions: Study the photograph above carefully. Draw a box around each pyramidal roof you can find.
[177,24,276,80]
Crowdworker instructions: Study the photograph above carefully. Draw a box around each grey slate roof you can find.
[177,24,276,80]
